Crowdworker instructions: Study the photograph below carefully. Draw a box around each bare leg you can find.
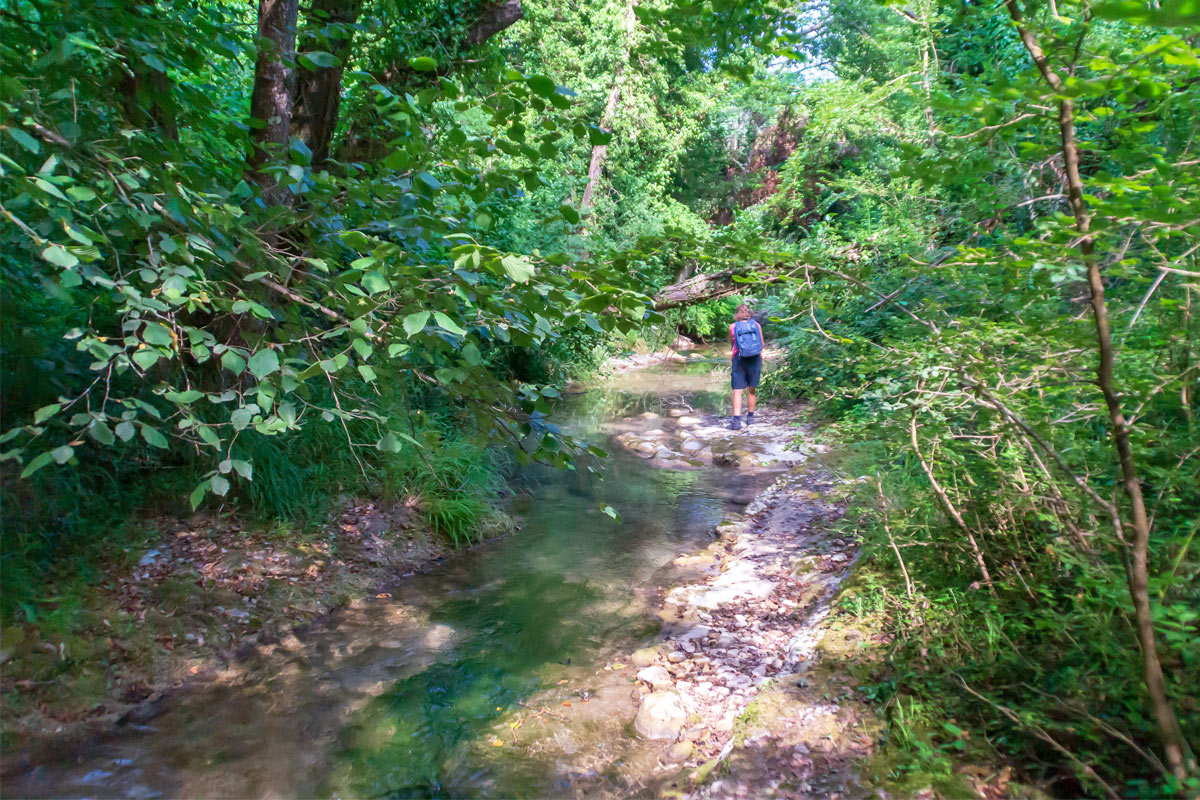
[747,388,757,413]
[732,389,742,417]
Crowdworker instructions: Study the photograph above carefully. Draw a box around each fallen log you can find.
[652,266,783,311]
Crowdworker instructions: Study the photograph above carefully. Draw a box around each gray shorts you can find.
[731,354,762,389]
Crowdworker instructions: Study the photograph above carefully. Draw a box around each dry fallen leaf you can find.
[556,679,568,685]
[561,701,571,707]
[491,738,504,747]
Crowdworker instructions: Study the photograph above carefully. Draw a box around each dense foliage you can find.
[1,0,1197,794]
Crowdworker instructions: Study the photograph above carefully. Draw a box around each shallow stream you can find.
[11,348,787,799]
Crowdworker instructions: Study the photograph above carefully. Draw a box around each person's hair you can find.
[734,303,754,321]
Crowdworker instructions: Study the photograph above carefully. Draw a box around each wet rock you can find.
[666,650,687,663]
[634,691,687,739]
[636,665,674,691]
[631,646,659,667]
[677,415,704,426]
[640,411,660,420]
[680,439,707,454]
[668,408,689,417]
[684,724,707,741]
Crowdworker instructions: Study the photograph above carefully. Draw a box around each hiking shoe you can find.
[745,412,755,426]
[728,416,742,430]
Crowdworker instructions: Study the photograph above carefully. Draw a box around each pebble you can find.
[667,650,687,663]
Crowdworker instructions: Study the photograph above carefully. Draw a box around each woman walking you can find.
[728,304,764,430]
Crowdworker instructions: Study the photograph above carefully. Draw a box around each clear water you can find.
[8,350,778,798]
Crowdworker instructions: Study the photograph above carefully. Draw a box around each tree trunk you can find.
[652,266,781,311]
[465,0,524,46]
[1003,0,1193,782]
[118,1,178,139]
[580,0,636,212]
[293,0,360,168]
[249,0,300,204]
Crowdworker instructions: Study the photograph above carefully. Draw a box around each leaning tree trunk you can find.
[652,266,782,311]
[293,0,361,168]
[580,0,636,213]
[249,0,300,205]
[1004,0,1193,783]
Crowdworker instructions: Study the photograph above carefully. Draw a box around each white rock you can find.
[635,691,687,740]
[637,665,674,691]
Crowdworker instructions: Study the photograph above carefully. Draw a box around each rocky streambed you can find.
[486,400,886,799]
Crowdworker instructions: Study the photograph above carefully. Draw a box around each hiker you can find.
[728,303,764,430]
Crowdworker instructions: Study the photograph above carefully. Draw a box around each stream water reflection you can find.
[10,349,779,798]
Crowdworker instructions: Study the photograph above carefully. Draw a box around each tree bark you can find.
[293,0,360,168]
[249,0,300,204]
[580,0,636,212]
[1003,0,1193,783]
[465,0,524,46]
[652,266,782,311]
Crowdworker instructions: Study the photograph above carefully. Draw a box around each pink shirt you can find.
[730,321,764,357]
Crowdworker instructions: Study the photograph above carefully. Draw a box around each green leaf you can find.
[526,75,557,97]
[142,322,173,346]
[231,459,253,480]
[501,254,535,283]
[587,125,612,146]
[1094,0,1200,25]
[132,349,161,370]
[140,424,169,449]
[6,127,41,153]
[409,56,438,72]
[357,364,377,382]
[221,350,246,375]
[88,420,114,445]
[403,311,430,338]
[189,480,209,510]
[299,50,339,69]
[351,338,373,359]
[461,342,482,366]
[559,204,580,225]
[433,311,467,336]
[41,244,79,268]
[20,451,55,479]
[34,403,61,424]
[33,177,68,201]
[248,348,280,379]
[230,407,253,430]
[51,445,75,464]
[361,270,390,294]
[115,420,136,441]
[210,474,230,496]
[67,186,97,202]
[141,53,167,72]
[376,432,403,452]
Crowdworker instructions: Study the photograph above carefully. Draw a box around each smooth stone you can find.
[666,741,694,762]
[631,647,659,667]
[640,412,660,420]
[634,691,687,740]
[666,650,687,663]
[677,415,704,426]
[680,439,706,453]
[668,408,689,417]
[636,665,674,691]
